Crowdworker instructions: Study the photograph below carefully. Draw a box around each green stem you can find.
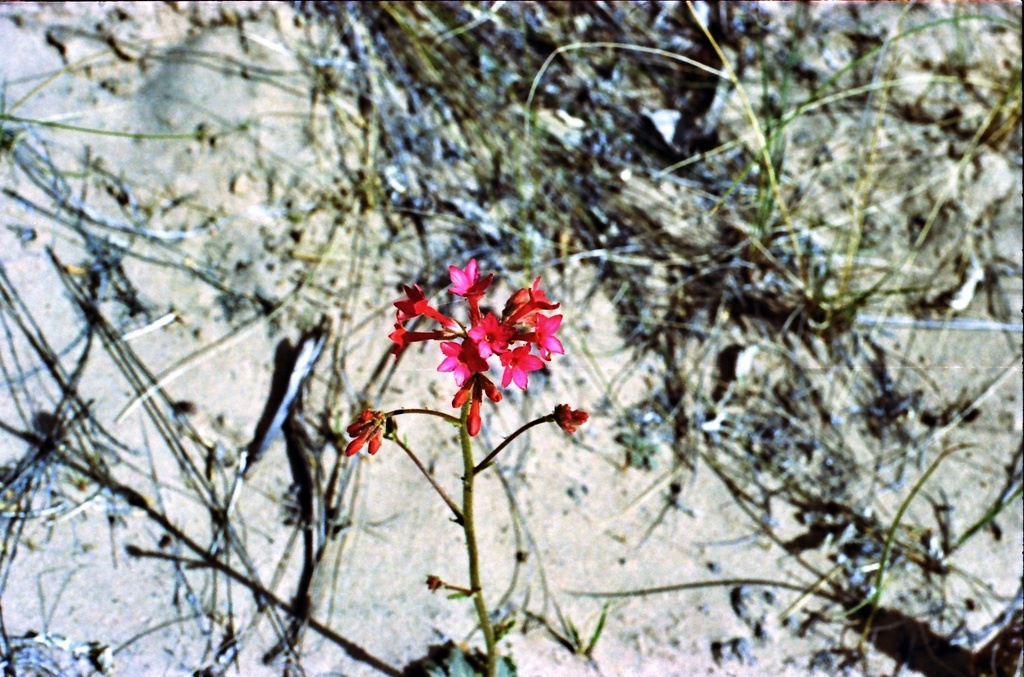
[854,443,968,641]
[459,400,497,677]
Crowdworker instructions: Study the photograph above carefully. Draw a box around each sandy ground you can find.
[0,3,1021,676]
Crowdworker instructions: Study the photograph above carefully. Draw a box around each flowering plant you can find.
[341,260,587,676]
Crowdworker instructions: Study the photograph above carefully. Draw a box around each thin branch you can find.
[385,407,461,425]
[473,415,554,475]
[387,433,464,525]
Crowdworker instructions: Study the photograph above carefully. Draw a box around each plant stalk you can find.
[459,400,498,677]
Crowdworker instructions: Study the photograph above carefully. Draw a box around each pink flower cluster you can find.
[388,260,565,435]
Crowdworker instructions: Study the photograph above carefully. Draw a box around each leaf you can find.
[419,645,518,677]
[424,662,447,677]
[565,617,581,648]
[444,648,477,677]
[616,431,660,470]
[421,645,475,677]
[494,618,516,642]
[585,604,610,657]
[496,655,518,677]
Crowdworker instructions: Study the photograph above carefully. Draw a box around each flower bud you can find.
[554,404,588,434]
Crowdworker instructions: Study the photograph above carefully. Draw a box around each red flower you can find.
[388,321,446,356]
[528,276,559,310]
[387,322,409,354]
[385,261,570,435]
[501,287,530,320]
[553,404,588,434]
[345,410,387,456]
[504,276,560,325]
[438,340,489,387]
[467,397,482,436]
[478,375,503,403]
[530,313,564,360]
[448,259,493,299]
[394,284,455,327]
[452,374,502,437]
[499,345,544,390]
[449,259,493,326]
[468,312,514,359]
